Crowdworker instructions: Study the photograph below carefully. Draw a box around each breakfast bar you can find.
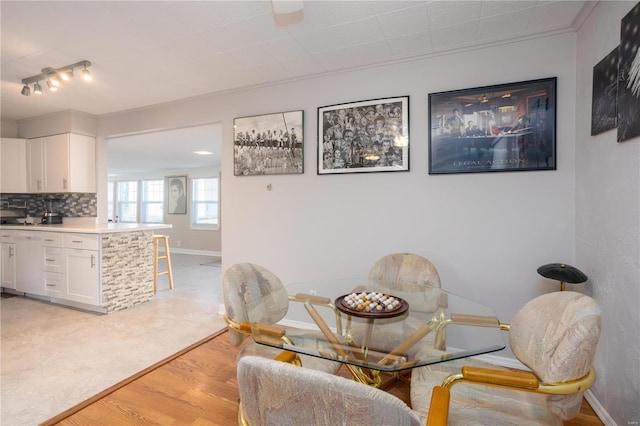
[0,222,171,314]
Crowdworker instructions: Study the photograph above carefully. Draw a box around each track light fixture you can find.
[20,60,92,96]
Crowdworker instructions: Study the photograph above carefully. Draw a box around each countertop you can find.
[0,223,172,234]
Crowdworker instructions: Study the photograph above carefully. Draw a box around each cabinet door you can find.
[65,249,100,305]
[44,134,70,193]
[26,138,45,192]
[0,138,27,193]
[68,134,96,192]
[1,243,17,289]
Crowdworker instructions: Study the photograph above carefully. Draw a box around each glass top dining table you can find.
[244,278,507,385]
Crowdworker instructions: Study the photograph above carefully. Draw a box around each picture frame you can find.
[167,175,187,214]
[428,77,556,174]
[233,110,304,176]
[617,2,640,142]
[591,46,619,136]
[317,96,409,175]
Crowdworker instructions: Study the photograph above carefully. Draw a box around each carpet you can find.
[201,258,222,267]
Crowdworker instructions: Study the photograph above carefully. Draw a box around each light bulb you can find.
[59,69,73,81]
[82,68,92,81]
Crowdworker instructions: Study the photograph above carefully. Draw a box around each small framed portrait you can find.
[428,77,557,174]
[167,176,187,214]
[233,110,304,175]
[317,96,410,175]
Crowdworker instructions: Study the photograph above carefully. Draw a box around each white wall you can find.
[575,2,640,424]
[101,32,578,356]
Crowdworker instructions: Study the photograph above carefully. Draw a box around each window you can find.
[141,180,164,223]
[191,177,219,229]
[117,181,137,223]
[110,179,165,223]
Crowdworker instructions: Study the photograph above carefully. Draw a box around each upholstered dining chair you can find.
[411,291,601,426]
[368,252,441,288]
[237,355,426,426]
[360,253,444,354]
[223,262,340,374]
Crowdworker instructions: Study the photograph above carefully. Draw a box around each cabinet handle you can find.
[45,239,54,242]
[72,240,82,243]
[37,179,42,190]
[90,254,95,268]
[46,283,56,287]
[9,247,14,257]
[63,178,68,190]
[45,258,55,262]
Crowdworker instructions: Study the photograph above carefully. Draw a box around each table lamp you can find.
[536,263,588,291]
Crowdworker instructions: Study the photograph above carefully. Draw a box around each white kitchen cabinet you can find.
[0,138,27,193]
[26,137,45,192]
[62,233,100,306]
[65,248,100,305]
[43,233,65,298]
[14,230,45,296]
[1,231,17,289]
[27,133,96,193]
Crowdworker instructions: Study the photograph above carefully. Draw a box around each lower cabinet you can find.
[64,248,100,305]
[1,242,17,289]
[41,232,101,308]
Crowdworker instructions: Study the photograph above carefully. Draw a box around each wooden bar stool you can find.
[153,235,174,293]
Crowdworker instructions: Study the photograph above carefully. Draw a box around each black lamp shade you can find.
[537,263,588,284]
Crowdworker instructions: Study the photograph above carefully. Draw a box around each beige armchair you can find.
[223,262,340,373]
[411,291,601,425]
[237,355,426,426]
[357,253,444,355]
[369,252,441,288]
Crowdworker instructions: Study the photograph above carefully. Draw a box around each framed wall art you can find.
[591,46,619,136]
[317,96,409,175]
[233,110,304,176]
[167,175,187,214]
[617,1,640,142]
[428,77,556,174]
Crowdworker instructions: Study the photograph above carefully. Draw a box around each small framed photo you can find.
[429,77,556,174]
[317,96,409,175]
[167,176,187,214]
[233,110,304,176]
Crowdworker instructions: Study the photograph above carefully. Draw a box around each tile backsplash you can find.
[0,193,97,217]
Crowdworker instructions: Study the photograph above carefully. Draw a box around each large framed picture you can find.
[317,96,409,175]
[233,110,303,176]
[167,175,187,214]
[429,77,556,174]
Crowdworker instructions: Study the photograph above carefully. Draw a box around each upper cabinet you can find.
[27,133,96,193]
[0,138,27,193]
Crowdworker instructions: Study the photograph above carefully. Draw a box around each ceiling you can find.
[1,0,592,173]
[107,124,221,176]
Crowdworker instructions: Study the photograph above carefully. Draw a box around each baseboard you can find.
[584,390,616,426]
[170,248,221,256]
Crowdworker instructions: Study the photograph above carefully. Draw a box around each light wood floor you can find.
[42,329,603,426]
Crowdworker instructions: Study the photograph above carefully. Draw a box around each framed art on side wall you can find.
[429,77,556,174]
[233,110,304,176]
[317,96,409,175]
[167,175,187,214]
